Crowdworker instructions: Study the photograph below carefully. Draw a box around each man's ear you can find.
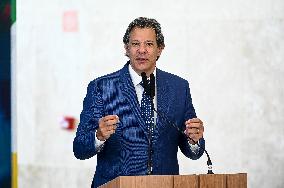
[157,46,164,56]
[124,44,129,56]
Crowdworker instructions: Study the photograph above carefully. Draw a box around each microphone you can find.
[141,72,150,95]
[141,72,155,103]
[141,72,214,174]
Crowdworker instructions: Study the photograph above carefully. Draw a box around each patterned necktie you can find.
[140,81,154,137]
[140,80,154,174]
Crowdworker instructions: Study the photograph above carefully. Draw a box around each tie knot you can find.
[140,80,149,89]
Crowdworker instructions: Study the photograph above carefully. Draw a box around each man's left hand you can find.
[184,118,204,144]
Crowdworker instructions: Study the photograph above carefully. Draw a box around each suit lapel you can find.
[119,63,149,138]
[156,69,170,136]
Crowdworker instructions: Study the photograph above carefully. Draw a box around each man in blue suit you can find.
[73,17,205,188]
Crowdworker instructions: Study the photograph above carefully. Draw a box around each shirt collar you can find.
[128,64,156,86]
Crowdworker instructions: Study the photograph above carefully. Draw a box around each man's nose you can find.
[138,44,147,53]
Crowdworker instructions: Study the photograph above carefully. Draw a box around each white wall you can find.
[16,0,284,187]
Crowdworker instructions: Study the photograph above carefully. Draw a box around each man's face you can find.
[125,27,163,76]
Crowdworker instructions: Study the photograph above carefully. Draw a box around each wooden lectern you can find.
[99,173,247,188]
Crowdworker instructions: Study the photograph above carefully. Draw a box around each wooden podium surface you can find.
[99,173,247,188]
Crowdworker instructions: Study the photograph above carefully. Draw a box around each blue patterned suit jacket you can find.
[73,62,205,187]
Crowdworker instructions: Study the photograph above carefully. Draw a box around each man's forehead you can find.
[129,27,156,38]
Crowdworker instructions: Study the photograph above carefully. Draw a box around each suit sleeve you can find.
[73,80,104,160]
[178,81,205,160]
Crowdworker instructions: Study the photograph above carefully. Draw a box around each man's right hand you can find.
[96,115,119,141]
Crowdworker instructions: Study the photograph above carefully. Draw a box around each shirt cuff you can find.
[94,130,105,152]
[188,140,200,154]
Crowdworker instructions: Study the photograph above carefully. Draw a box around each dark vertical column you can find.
[0,0,12,187]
